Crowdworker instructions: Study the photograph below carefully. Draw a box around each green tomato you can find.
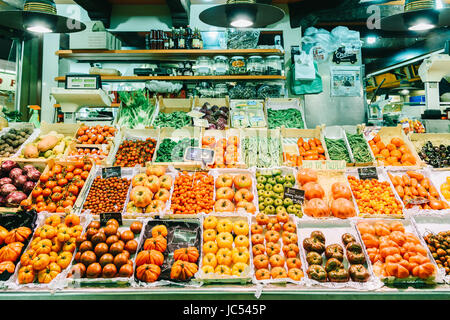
[283,198,294,207]
[264,197,274,206]
[294,204,302,211]
[285,174,295,184]
[287,205,297,214]
[255,171,261,177]
[256,183,265,190]
[263,191,272,198]
[267,177,277,186]
[259,203,266,211]
[276,206,287,214]
[274,199,284,207]
[257,189,265,197]
[264,205,276,215]
[276,176,286,184]
[283,181,294,188]
[273,184,284,194]
[264,184,273,192]
[257,176,267,184]
[274,193,284,200]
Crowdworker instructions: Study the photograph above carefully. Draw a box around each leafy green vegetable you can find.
[267,108,304,129]
[346,132,374,163]
[324,137,351,163]
[155,138,198,162]
[153,111,191,129]
[117,90,156,129]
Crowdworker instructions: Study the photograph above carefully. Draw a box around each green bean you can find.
[267,108,305,129]
[324,137,351,163]
[346,132,373,163]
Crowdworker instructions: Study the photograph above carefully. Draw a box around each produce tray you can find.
[123,166,177,219]
[8,212,92,290]
[192,97,231,130]
[241,128,283,168]
[341,125,376,167]
[411,214,450,284]
[0,123,38,160]
[150,97,193,129]
[323,126,355,167]
[195,213,253,284]
[345,167,405,219]
[297,219,382,289]
[264,98,307,130]
[427,169,450,207]
[353,217,443,287]
[0,209,38,288]
[152,127,202,170]
[133,218,202,287]
[65,142,113,166]
[0,159,47,214]
[201,128,245,168]
[280,127,330,167]
[250,214,306,286]
[409,133,450,171]
[386,168,450,215]
[230,100,266,129]
[107,127,160,167]
[65,218,144,287]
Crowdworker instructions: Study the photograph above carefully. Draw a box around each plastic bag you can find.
[294,51,316,81]
[226,29,260,49]
[290,62,322,95]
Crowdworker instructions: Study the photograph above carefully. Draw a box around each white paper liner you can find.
[426,168,450,207]
[296,218,382,290]
[194,212,253,284]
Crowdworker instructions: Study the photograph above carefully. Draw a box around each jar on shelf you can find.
[265,55,282,75]
[213,55,229,75]
[214,83,228,98]
[230,56,247,75]
[247,55,264,75]
[194,56,212,75]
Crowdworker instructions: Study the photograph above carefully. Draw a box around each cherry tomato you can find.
[51,192,63,202]
[32,187,43,198]
[45,180,57,189]
[52,186,62,194]
[58,178,68,186]
[39,173,49,183]
[42,188,52,198]
[53,164,62,174]
[80,171,89,180]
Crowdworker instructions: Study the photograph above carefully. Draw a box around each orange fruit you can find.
[371,145,380,155]
[386,144,396,151]
[387,156,397,164]
[390,149,402,159]
[373,134,381,143]
[376,141,386,150]
[380,149,390,158]
[391,137,404,147]
[399,145,410,154]
[368,140,375,146]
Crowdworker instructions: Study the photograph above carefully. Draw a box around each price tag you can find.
[101,167,122,179]
[184,147,215,165]
[284,187,305,205]
[187,110,204,119]
[100,212,123,226]
[193,118,209,128]
[357,167,378,180]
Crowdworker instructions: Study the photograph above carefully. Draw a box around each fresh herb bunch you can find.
[117,90,155,129]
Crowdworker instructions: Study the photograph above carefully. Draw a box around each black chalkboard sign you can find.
[358,167,378,180]
[100,212,123,226]
[102,166,122,179]
[184,147,215,165]
[284,187,305,205]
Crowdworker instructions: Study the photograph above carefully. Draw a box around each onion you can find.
[1,160,17,175]
[1,183,17,196]
[23,181,35,194]
[22,165,36,173]
[0,177,12,187]
[6,191,27,207]
[13,175,28,188]
[26,169,41,182]
[9,167,23,180]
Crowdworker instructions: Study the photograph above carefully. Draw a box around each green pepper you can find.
[325,244,344,262]
[349,264,369,282]
[306,251,323,266]
[328,267,349,282]
[307,265,327,282]
[341,233,356,246]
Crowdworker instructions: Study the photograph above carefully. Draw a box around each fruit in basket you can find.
[159,175,173,190]
[144,236,167,253]
[325,244,344,261]
[255,268,270,280]
[233,174,252,190]
[216,187,235,201]
[217,232,234,249]
[171,171,214,214]
[369,135,416,166]
[114,139,157,167]
[234,188,254,203]
[146,165,166,177]
[302,182,325,200]
[231,262,247,276]
[215,264,232,275]
[231,247,249,264]
[214,199,235,213]
[296,168,318,186]
[232,220,249,236]
[236,201,256,214]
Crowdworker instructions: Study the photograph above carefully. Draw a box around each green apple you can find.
[256,183,265,190]
[283,198,294,207]
[259,203,266,211]
[267,177,277,186]
[258,189,265,197]
[283,181,294,188]
[285,174,295,184]
[255,171,261,177]
[276,176,285,184]
[273,184,284,194]
[263,190,272,198]
[287,205,297,214]
[274,199,283,207]
[272,169,282,176]
[276,206,287,214]
[264,197,274,206]
[294,204,302,211]
[274,193,284,200]
[264,184,273,192]
[257,176,267,184]
[264,205,276,215]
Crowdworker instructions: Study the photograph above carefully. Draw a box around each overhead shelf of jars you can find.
[54,75,286,82]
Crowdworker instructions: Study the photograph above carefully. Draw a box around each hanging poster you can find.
[330,66,361,97]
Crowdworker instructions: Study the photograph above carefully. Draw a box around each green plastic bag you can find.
[290,62,323,95]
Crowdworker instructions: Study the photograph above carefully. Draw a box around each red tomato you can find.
[42,188,52,198]
[58,178,68,186]
[39,174,49,183]
[53,164,62,174]
[51,192,63,202]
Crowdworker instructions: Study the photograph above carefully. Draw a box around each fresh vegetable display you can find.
[346,132,373,164]
[423,230,450,275]
[198,103,229,130]
[0,160,41,208]
[114,138,157,167]
[252,213,304,282]
[201,216,250,278]
[267,108,304,129]
[76,125,116,144]
[16,214,82,284]
[369,135,416,166]
[242,135,281,168]
[214,173,256,214]
[440,176,450,201]
[0,127,33,158]
[155,138,198,163]
[324,138,351,163]
[170,171,214,214]
[231,105,266,128]
[357,220,436,282]
[126,165,173,216]
[67,219,141,280]
[68,147,109,165]
[202,136,239,168]
[418,141,450,168]
[117,90,156,129]
[22,131,72,159]
[284,137,326,167]
[388,171,448,210]
[153,111,192,129]
[256,169,302,218]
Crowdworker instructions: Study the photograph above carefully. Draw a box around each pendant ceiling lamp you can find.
[199,0,285,28]
[0,0,86,35]
[379,0,450,32]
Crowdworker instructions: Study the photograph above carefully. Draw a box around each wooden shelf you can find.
[55,49,284,61]
[366,76,421,93]
[55,75,286,82]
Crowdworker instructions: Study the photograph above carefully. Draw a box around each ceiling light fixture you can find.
[366,36,377,44]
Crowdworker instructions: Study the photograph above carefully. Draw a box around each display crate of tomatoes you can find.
[77,166,136,217]
[66,144,112,166]
[169,170,215,216]
[108,128,159,167]
[0,159,46,214]
[297,219,381,289]
[9,213,89,289]
[124,165,176,219]
[153,127,202,170]
[428,170,450,205]
[23,159,95,214]
[387,169,449,213]
[202,128,244,169]
[280,127,329,167]
[251,212,305,284]
[412,214,450,284]
[75,124,117,145]
[198,214,253,284]
[409,133,450,170]
[65,218,143,286]
[367,125,423,169]
[345,167,404,218]
[0,209,38,288]
[355,218,442,286]
[211,169,257,214]
[134,219,201,286]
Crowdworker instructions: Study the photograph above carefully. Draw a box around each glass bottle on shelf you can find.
[192,28,200,49]
[199,29,203,49]
[163,32,169,49]
[178,28,185,49]
[168,31,174,49]
[186,25,192,49]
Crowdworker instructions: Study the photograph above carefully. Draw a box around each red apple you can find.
[233,174,252,190]
[159,174,173,190]
[144,175,161,193]
[215,174,233,188]
[132,173,148,187]
[130,186,153,208]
